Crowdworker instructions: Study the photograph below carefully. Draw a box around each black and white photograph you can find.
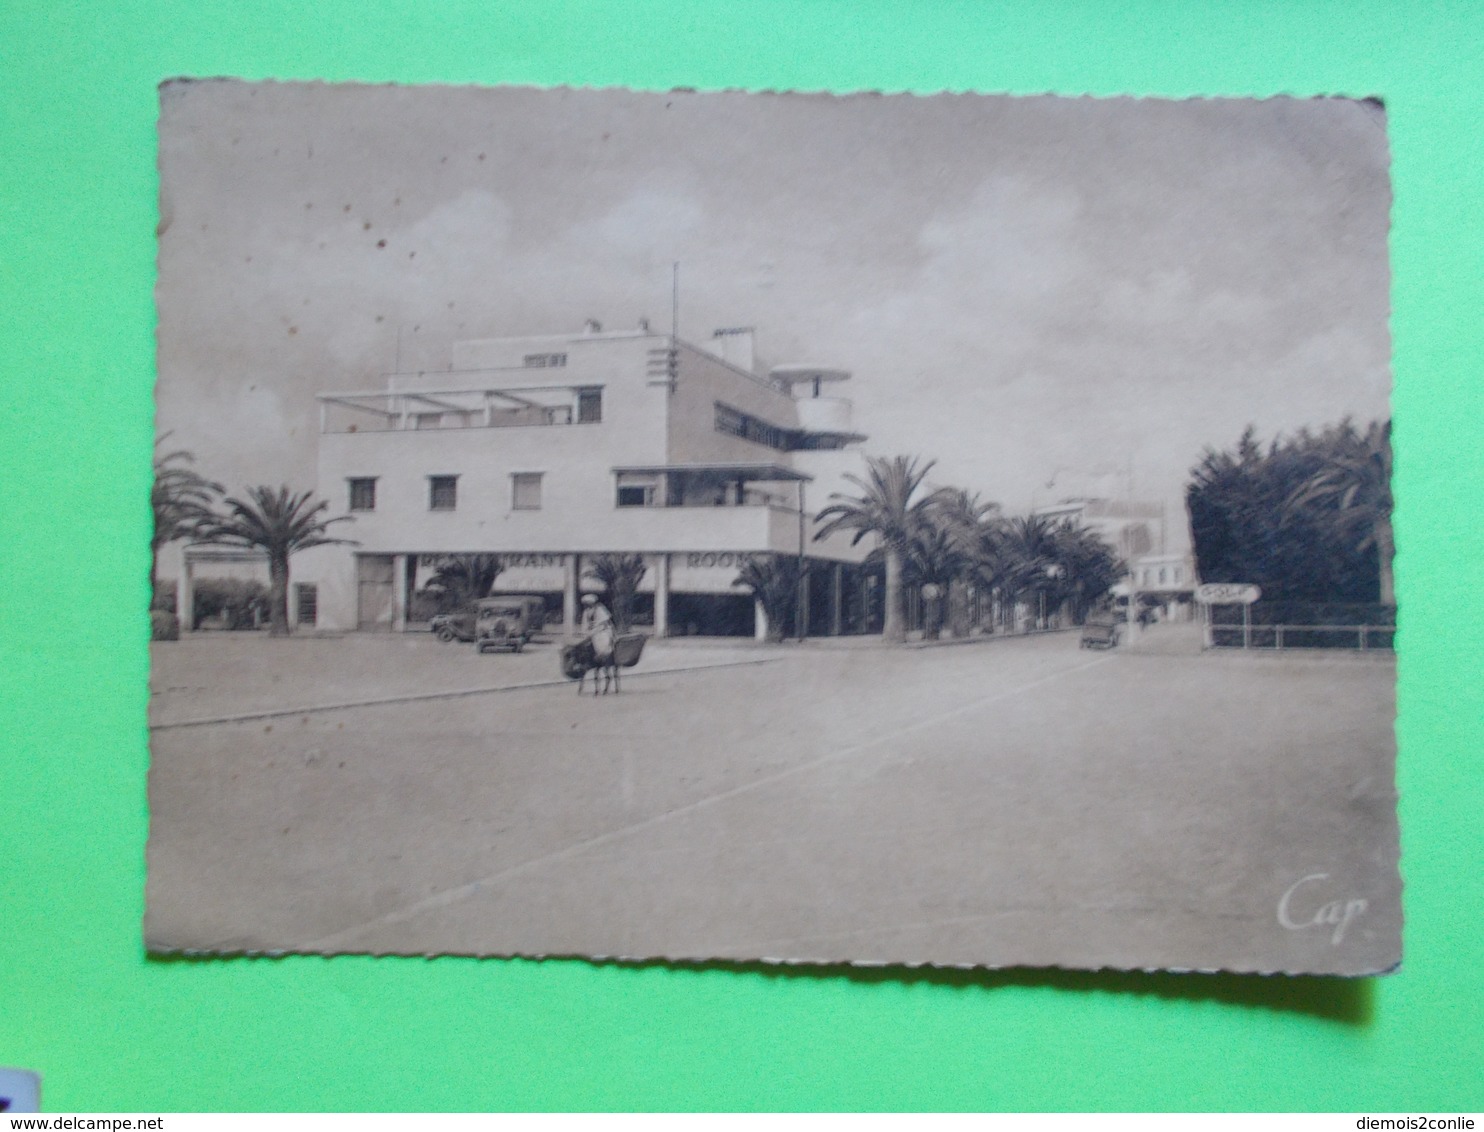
[148,81,1398,974]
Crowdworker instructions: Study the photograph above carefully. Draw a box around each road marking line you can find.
[303,651,1116,951]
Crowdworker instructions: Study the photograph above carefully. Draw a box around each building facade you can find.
[1031,496,1167,563]
[1031,497,1199,622]
[297,323,877,637]
[1127,551,1199,621]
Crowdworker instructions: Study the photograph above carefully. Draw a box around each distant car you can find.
[1079,611,1121,649]
[430,610,475,643]
[431,595,548,647]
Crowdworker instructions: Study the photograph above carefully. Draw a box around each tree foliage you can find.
[733,554,802,643]
[921,489,1006,636]
[197,486,357,637]
[815,455,1122,640]
[1187,419,1391,605]
[583,553,649,631]
[190,578,271,630]
[1286,419,1394,605]
[1047,521,1125,623]
[151,436,221,594]
[422,554,505,610]
[815,455,938,643]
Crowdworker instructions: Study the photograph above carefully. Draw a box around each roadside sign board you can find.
[1195,583,1262,605]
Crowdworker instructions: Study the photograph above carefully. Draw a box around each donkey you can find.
[560,637,620,695]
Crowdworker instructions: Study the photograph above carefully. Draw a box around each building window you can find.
[792,433,849,451]
[617,485,653,507]
[714,401,794,451]
[615,472,658,507]
[715,402,746,438]
[577,387,603,424]
[348,477,377,511]
[511,472,543,510]
[295,583,318,626]
[429,475,458,511]
[523,352,567,368]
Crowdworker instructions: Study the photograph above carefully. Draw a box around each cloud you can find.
[154,86,1391,541]
[585,185,704,256]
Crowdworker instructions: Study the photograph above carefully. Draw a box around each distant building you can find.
[295,322,879,637]
[1128,551,1198,622]
[1032,497,1198,622]
[1031,496,1166,562]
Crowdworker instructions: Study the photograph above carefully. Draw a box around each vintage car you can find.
[1079,611,1121,649]
[473,595,548,653]
[431,594,548,645]
[429,609,476,643]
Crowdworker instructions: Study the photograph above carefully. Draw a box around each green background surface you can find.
[2,0,1481,1112]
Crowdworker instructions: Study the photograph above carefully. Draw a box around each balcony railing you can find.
[318,386,599,434]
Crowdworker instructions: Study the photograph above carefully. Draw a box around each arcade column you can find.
[177,553,195,631]
[652,552,671,638]
[831,562,844,637]
[563,553,581,638]
[391,553,409,633]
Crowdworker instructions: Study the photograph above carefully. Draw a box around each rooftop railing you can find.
[318,385,600,434]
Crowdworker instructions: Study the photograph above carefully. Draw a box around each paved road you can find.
[148,632,776,726]
[147,628,1399,974]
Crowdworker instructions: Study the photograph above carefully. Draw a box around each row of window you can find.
[1138,565,1185,587]
[714,402,792,450]
[348,473,543,513]
[347,472,781,513]
[713,401,849,452]
[401,387,602,431]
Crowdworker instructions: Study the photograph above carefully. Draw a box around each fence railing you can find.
[1206,623,1396,651]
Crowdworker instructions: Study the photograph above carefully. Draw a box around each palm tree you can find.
[925,488,1002,636]
[903,513,966,639]
[1286,419,1394,605]
[423,554,505,609]
[998,514,1064,630]
[814,455,937,643]
[583,553,648,631]
[150,436,221,597]
[1049,521,1124,623]
[197,486,357,637]
[734,554,802,643]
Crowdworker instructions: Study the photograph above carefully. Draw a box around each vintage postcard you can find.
[148,81,1398,974]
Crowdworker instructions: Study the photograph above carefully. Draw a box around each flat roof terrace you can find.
[317,382,602,433]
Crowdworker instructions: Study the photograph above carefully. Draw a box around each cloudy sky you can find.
[156,82,1392,542]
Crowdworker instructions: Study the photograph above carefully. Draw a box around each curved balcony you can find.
[795,396,854,433]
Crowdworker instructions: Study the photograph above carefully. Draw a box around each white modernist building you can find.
[296,323,879,637]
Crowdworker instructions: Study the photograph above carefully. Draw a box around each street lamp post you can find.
[1044,563,1064,631]
[922,582,942,640]
[796,479,808,641]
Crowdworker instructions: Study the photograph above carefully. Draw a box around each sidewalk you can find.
[659,629,1081,651]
